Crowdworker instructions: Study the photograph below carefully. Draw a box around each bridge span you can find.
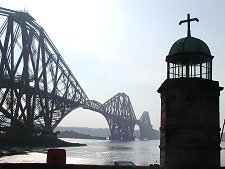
[0,7,153,141]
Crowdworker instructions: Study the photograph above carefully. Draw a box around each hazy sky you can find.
[1,1,225,130]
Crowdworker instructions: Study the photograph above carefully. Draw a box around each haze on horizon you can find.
[1,0,225,130]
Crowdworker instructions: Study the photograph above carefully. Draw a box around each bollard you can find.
[47,148,66,164]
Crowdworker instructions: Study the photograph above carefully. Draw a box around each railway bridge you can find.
[0,7,153,141]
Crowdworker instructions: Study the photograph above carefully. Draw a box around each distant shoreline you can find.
[0,134,87,158]
[55,126,160,140]
[58,130,107,140]
[0,134,86,147]
[0,148,27,158]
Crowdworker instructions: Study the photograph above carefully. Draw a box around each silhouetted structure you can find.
[0,7,152,141]
[84,93,154,141]
[158,14,223,169]
[138,111,153,140]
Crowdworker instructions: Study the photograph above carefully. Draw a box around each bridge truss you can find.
[0,7,153,140]
[138,111,153,140]
[0,7,88,134]
[85,93,137,140]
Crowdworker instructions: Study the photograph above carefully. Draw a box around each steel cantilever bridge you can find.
[0,7,153,141]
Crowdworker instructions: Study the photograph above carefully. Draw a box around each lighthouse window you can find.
[190,64,201,78]
[168,63,182,78]
[201,62,212,79]
[168,61,212,80]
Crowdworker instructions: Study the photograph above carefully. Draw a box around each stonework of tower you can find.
[157,14,223,169]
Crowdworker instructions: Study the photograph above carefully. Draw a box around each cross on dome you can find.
[179,14,199,37]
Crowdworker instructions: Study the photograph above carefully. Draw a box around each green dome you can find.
[169,36,211,56]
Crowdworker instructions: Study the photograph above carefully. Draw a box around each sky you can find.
[1,0,225,130]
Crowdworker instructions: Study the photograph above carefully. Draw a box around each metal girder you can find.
[84,93,139,140]
[0,7,153,141]
[84,96,137,140]
[0,8,88,135]
[83,100,102,112]
[138,111,153,140]
[101,93,137,140]
[84,95,154,141]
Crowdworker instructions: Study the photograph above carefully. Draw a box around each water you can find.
[64,139,160,165]
[0,138,159,165]
[0,138,225,166]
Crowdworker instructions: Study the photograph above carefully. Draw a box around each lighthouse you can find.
[157,14,223,169]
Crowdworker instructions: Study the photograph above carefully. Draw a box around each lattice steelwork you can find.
[101,93,137,140]
[84,95,154,140]
[83,100,102,112]
[86,93,138,140]
[0,7,153,141]
[138,111,153,140]
[0,7,88,134]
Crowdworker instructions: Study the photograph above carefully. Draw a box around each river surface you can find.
[0,138,225,166]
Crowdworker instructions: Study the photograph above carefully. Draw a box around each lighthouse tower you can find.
[157,14,223,169]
